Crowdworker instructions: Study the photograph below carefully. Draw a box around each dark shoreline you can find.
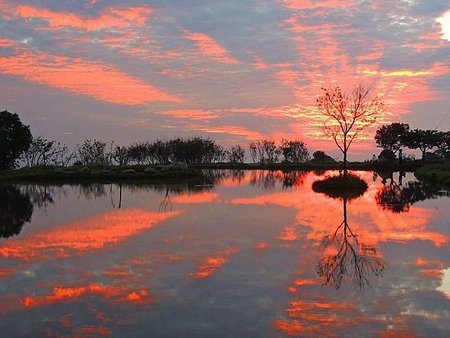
[0,160,432,184]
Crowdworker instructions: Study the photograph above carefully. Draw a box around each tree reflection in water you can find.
[159,188,173,212]
[0,185,33,238]
[376,172,450,213]
[317,196,385,289]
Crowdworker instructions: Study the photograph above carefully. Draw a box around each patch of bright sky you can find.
[437,9,450,41]
[437,267,450,298]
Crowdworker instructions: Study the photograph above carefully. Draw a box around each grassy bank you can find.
[0,164,200,184]
[414,162,450,186]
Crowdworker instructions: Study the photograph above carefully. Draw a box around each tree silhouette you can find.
[0,185,34,238]
[280,139,310,163]
[403,129,441,159]
[375,123,410,156]
[0,110,32,170]
[316,84,384,176]
[317,197,385,289]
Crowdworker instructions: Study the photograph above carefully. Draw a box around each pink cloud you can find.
[157,109,219,120]
[0,37,14,47]
[188,124,264,141]
[281,0,356,10]
[11,5,153,31]
[184,30,239,64]
[0,50,182,105]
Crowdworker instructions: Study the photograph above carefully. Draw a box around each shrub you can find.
[312,173,368,199]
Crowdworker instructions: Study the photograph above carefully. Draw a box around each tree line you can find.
[1,108,449,171]
[18,137,319,168]
[1,110,331,170]
[375,122,450,160]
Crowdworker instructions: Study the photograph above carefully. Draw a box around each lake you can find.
[0,170,449,337]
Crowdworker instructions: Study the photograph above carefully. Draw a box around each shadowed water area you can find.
[0,170,449,337]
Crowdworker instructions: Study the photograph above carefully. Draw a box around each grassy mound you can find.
[415,162,450,186]
[312,174,368,199]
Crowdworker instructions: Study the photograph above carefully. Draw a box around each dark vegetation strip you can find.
[414,162,450,186]
[0,161,427,184]
[0,165,200,184]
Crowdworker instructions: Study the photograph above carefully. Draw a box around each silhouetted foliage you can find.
[317,197,385,289]
[227,145,245,163]
[0,110,32,170]
[76,139,114,166]
[375,123,410,156]
[112,145,132,166]
[254,139,281,164]
[436,131,450,159]
[280,139,310,163]
[311,150,335,163]
[312,174,368,199]
[403,129,441,159]
[21,137,74,167]
[415,162,450,185]
[168,137,225,163]
[126,137,225,165]
[127,142,149,165]
[378,149,396,163]
[0,185,33,238]
[316,84,384,175]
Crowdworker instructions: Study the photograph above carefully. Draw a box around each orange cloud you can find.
[0,51,181,105]
[275,2,450,150]
[0,209,180,261]
[188,248,239,279]
[12,5,153,31]
[0,37,13,47]
[157,109,219,121]
[188,124,264,141]
[282,0,356,10]
[171,191,219,204]
[22,283,153,308]
[184,30,239,64]
[274,299,359,336]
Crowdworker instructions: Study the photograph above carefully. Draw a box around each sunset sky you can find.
[1,0,449,158]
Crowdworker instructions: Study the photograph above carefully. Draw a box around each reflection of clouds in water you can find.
[0,209,180,260]
[438,267,450,298]
[0,171,449,336]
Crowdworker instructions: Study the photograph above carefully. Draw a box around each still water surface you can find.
[0,170,449,337]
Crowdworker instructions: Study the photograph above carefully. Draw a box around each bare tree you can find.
[316,83,384,176]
